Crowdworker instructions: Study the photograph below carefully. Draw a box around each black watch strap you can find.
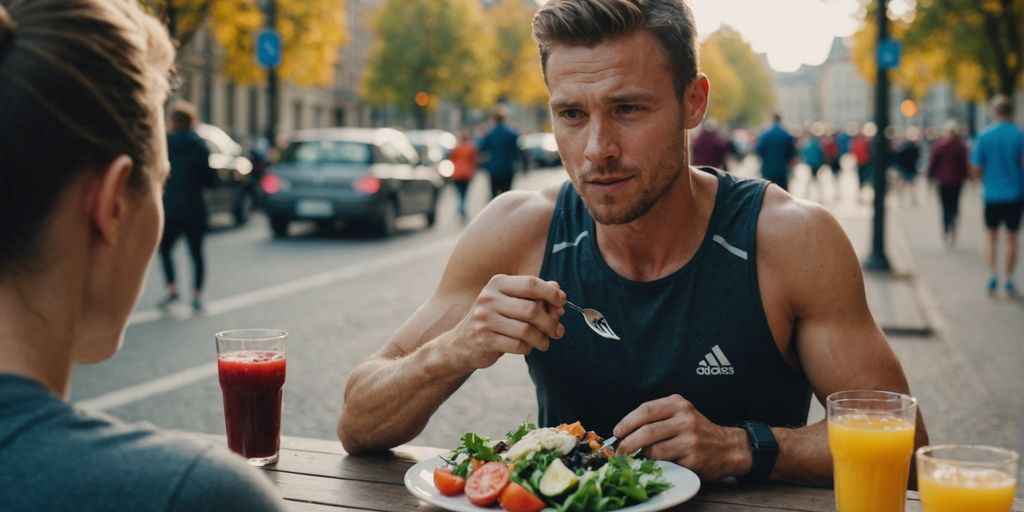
[737,421,778,485]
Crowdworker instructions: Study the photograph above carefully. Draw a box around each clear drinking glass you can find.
[916,445,1018,512]
[827,390,917,512]
[216,329,288,466]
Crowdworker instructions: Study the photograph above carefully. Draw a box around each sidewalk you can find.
[785,162,1024,489]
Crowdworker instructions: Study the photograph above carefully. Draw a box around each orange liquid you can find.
[828,413,915,512]
[919,466,1016,512]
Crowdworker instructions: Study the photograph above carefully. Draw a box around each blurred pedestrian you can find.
[801,125,826,183]
[970,95,1024,295]
[894,127,922,205]
[822,130,840,176]
[0,1,284,510]
[479,108,522,199]
[852,125,874,194]
[448,129,478,221]
[927,121,970,246]
[691,118,731,170]
[755,113,797,190]
[159,100,214,312]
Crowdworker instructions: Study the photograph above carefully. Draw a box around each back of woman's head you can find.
[0,0,174,277]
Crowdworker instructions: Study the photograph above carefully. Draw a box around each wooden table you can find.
[254,436,1024,511]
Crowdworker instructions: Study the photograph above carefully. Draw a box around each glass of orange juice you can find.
[916,445,1018,512]
[827,390,917,512]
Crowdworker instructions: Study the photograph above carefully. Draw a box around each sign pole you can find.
[865,0,892,272]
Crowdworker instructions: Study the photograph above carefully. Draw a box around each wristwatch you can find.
[737,421,778,485]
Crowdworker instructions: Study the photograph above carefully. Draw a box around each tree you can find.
[851,0,1022,101]
[486,0,548,108]
[143,0,348,87]
[698,37,743,125]
[362,0,494,128]
[702,26,776,127]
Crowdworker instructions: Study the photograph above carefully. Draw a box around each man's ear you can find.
[91,155,135,245]
[683,74,710,130]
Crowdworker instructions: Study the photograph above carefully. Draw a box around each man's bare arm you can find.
[337,191,564,453]
[761,196,928,486]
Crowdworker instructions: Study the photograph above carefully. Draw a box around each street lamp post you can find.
[865,0,892,271]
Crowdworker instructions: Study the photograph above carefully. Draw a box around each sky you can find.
[691,0,916,73]
[690,0,868,72]
[531,0,917,73]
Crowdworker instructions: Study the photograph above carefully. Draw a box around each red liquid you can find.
[218,350,286,459]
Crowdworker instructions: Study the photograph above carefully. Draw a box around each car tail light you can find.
[353,175,381,194]
[261,173,281,195]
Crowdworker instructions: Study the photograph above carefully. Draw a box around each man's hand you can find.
[613,394,751,480]
[446,275,566,371]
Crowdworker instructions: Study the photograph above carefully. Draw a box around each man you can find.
[479,108,523,199]
[338,0,926,486]
[971,95,1024,295]
[756,113,797,190]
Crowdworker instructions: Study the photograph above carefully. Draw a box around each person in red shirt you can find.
[927,121,971,246]
[448,130,479,221]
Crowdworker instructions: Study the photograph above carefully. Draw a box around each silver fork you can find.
[564,299,621,340]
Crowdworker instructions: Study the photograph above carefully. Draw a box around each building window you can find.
[226,82,237,136]
[293,99,304,131]
[249,87,260,140]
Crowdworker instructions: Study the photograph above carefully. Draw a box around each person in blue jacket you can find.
[756,114,797,190]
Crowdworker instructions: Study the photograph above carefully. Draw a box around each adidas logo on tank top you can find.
[696,345,735,376]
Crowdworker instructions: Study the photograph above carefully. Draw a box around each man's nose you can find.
[583,117,620,165]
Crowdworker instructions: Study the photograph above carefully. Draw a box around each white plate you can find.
[404,455,701,512]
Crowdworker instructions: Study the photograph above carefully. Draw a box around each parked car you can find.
[261,128,445,237]
[519,132,561,169]
[194,123,256,226]
[405,129,457,178]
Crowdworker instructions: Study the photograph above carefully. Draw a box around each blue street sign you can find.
[878,39,901,70]
[256,29,282,69]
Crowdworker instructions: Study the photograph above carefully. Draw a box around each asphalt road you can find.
[69,168,568,448]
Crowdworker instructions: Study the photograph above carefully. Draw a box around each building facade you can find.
[174,0,381,149]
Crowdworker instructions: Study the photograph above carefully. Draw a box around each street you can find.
[69,169,568,447]
[70,161,1024,484]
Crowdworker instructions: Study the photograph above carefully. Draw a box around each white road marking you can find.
[80,235,459,412]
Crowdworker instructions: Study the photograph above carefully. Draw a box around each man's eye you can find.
[617,105,641,114]
[560,109,582,120]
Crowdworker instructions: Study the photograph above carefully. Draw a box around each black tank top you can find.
[527,168,811,436]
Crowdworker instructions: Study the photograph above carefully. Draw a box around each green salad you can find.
[433,420,672,512]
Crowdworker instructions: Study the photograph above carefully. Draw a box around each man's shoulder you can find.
[454,185,561,273]
[757,186,844,255]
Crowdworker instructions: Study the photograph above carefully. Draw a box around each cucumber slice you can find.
[539,458,579,497]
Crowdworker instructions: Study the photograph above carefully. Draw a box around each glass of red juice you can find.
[216,329,287,466]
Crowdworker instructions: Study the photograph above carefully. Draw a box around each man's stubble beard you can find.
[580,136,689,226]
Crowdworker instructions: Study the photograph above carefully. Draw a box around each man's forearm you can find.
[338,335,470,453]
[770,421,833,487]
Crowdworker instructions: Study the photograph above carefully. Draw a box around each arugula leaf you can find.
[445,431,503,478]
[506,419,537,446]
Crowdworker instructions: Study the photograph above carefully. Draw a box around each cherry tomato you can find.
[465,462,510,506]
[500,482,546,512]
[433,467,466,496]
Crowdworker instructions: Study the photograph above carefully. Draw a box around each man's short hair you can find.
[532,0,698,99]
[991,94,1014,117]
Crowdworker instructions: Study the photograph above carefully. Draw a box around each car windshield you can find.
[280,140,371,165]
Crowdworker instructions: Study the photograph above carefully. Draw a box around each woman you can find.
[0,1,284,510]
[927,121,970,246]
[159,100,213,311]
[448,129,478,221]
